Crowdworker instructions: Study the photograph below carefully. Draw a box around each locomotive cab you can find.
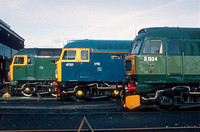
[57,48,90,82]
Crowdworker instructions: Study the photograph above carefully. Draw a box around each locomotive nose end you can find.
[123,95,140,110]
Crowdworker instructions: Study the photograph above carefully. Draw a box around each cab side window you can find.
[27,56,34,64]
[14,57,24,64]
[143,40,163,54]
[168,40,180,54]
[81,50,88,60]
[62,50,76,60]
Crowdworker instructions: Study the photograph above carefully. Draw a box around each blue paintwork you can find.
[62,40,132,82]
[64,40,131,51]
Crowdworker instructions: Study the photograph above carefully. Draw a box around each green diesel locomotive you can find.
[123,27,200,110]
[10,48,61,96]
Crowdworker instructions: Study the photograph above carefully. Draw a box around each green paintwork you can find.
[127,27,200,93]
[13,66,26,80]
[12,57,59,81]
[167,56,182,76]
[12,48,61,82]
[26,56,36,80]
[135,55,200,84]
[135,82,151,93]
[10,80,18,85]
[16,48,38,55]
[37,58,57,80]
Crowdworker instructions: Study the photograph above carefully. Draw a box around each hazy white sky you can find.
[0,0,200,48]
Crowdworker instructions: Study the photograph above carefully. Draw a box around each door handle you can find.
[168,57,173,61]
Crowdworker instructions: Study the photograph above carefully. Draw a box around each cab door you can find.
[11,55,27,80]
[167,39,183,76]
[61,49,79,81]
[26,56,36,79]
[79,49,90,79]
[59,48,90,81]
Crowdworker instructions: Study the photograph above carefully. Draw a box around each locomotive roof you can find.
[138,27,200,40]
[16,48,62,56]
[64,39,132,51]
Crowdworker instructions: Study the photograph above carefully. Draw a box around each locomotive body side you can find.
[124,27,200,110]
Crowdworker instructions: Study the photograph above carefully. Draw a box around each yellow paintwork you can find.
[10,64,13,80]
[123,95,140,110]
[60,48,90,62]
[2,92,11,98]
[57,59,62,82]
[77,90,83,96]
[125,55,135,75]
[10,55,27,81]
[25,87,30,92]
[57,48,90,81]
[114,90,119,95]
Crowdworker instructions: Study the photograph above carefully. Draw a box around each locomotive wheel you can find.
[21,85,35,97]
[156,95,174,111]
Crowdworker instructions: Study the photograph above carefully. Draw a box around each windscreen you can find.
[130,39,142,55]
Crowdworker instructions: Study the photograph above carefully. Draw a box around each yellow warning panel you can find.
[124,95,140,110]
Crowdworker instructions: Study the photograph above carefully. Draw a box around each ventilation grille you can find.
[188,31,200,40]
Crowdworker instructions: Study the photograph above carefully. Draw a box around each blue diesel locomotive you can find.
[56,39,132,99]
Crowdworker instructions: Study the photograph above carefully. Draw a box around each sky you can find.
[0,0,200,48]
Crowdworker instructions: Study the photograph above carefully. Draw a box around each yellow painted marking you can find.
[54,87,57,92]
[25,87,30,92]
[77,90,83,96]
[78,117,85,132]
[78,116,94,132]
[37,93,41,103]
[114,90,119,95]
[57,60,62,82]
[2,92,11,98]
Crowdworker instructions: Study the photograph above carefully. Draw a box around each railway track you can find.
[1,127,200,132]
[0,94,200,131]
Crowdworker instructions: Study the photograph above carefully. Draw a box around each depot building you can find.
[0,19,24,86]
